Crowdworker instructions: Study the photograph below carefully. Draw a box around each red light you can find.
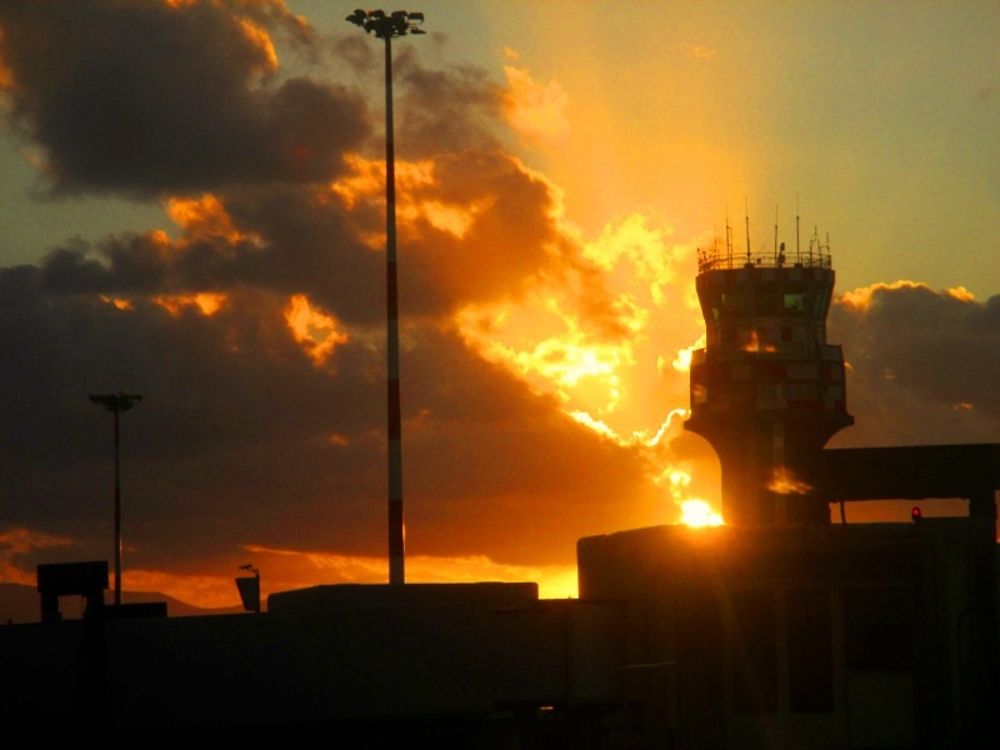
[911,506,923,524]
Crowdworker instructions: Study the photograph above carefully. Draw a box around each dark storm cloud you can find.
[0,0,368,194]
[37,186,386,325]
[36,141,617,329]
[0,3,650,586]
[0,265,653,573]
[0,0,621,332]
[828,284,1000,446]
[394,47,504,156]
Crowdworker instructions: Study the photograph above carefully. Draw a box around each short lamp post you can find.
[89,392,142,605]
[345,8,425,586]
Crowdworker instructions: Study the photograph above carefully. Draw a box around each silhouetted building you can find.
[579,242,999,748]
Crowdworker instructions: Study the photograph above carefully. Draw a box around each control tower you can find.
[685,223,853,524]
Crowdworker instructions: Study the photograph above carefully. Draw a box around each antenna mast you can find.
[796,195,801,264]
[773,204,779,262]
[744,197,751,263]
[725,206,733,264]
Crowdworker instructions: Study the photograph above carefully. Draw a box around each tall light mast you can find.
[345,9,425,585]
[89,392,143,605]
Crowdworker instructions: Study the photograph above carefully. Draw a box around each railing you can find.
[697,245,832,273]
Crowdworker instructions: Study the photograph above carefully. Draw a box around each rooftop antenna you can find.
[773,204,779,262]
[725,206,733,264]
[796,195,801,264]
[744,197,751,263]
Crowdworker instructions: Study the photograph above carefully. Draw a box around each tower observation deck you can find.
[685,232,853,525]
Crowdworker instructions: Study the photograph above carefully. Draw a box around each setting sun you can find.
[679,499,723,528]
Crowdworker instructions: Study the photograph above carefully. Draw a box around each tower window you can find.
[783,293,807,314]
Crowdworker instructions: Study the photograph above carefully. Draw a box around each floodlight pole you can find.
[90,392,142,605]
[346,9,425,586]
[383,31,405,587]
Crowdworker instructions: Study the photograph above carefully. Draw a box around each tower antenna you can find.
[725,206,733,264]
[796,195,801,264]
[744,197,751,263]
[773,204,779,262]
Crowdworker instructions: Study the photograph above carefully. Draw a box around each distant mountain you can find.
[0,582,242,624]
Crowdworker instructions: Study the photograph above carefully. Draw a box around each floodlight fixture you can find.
[345,9,367,26]
[346,8,425,39]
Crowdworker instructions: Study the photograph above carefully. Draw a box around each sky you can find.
[0,0,997,609]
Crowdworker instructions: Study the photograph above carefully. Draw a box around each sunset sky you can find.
[0,1,997,609]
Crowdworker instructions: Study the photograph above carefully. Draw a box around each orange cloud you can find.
[283,293,348,366]
[672,333,706,372]
[502,59,570,146]
[838,279,929,310]
[0,527,74,584]
[166,193,260,244]
[236,16,279,73]
[100,295,134,311]
[331,154,488,241]
[154,292,228,317]
[946,286,975,302]
[456,211,702,439]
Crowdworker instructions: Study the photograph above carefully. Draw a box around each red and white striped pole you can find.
[346,9,425,587]
[383,32,405,586]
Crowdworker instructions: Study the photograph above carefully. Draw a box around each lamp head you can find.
[345,9,367,26]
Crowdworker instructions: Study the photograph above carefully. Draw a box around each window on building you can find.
[783,293,807,315]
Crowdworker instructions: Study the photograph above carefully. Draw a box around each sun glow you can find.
[660,467,724,527]
[502,58,570,147]
[243,545,579,602]
[679,499,724,527]
[672,333,706,372]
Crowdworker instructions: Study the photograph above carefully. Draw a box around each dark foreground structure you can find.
[2,244,997,748]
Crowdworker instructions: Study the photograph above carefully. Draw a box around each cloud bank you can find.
[0,1,994,605]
